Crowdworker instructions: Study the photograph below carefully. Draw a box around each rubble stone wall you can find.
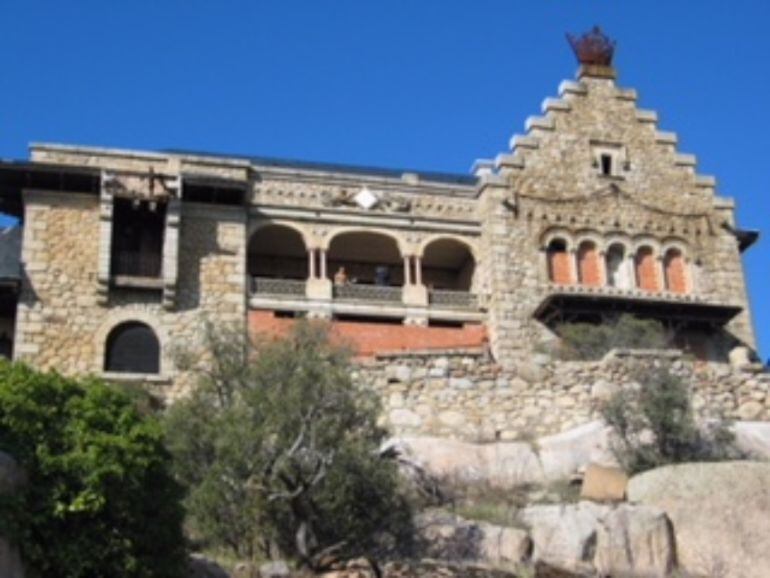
[357,348,770,440]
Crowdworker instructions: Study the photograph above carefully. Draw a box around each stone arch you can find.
[420,236,476,291]
[96,311,169,376]
[634,245,662,292]
[663,247,689,294]
[322,226,408,254]
[546,237,573,285]
[326,229,404,286]
[576,239,603,286]
[605,242,632,289]
[247,223,308,280]
[540,228,576,251]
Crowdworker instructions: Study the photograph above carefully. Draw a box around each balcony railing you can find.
[429,289,478,308]
[251,277,307,297]
[333,284,402,302]
[111,251,162,278]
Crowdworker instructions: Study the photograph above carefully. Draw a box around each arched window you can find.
[635,246,661,292]
[546,239,572,285]
[605,244,629,288]
[422,238,475,291]
[104,322,160,374]
[663,248,689,294]
[577,241,602,286]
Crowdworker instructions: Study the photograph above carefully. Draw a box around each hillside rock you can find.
[518,502,673,577]
[628,461,770,578]
[593,504,674,577]
[386,421,615,489]
[415,510,531,567]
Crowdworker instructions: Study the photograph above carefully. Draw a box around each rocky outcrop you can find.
[628,461,770,578]
[386,420,616,489]
[415,510,531,567]
[519,502,674,577]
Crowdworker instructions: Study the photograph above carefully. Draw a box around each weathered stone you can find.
[415,510,531,567]
[579,463,627,503]
[628,461,770,578]
[593,504,674,577]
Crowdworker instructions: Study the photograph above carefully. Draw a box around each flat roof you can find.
[165,149,479,186]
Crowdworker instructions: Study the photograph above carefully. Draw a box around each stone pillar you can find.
[308,248,317,279]
[306,247,332,300]
[319,249,327,280]
[162,194,181,310]
[415,255,423,286]
[403,256,412,285]
[402,253,427,307]
[96,171,114,306]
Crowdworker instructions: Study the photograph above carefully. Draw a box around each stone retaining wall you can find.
[356,348,770,440]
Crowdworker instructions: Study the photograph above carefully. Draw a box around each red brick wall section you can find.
[247,310,487,357]
[548,249,573,285]
[664,250,688,294]
[577,243,603,287]
[635,247,661,292]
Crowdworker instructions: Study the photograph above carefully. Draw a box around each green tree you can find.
[165,320,412,569]
[601,365,740,473]
[0,361,187,578]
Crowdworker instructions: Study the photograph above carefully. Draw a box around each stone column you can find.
[402,253,427,308]
[306,247,332,300]
[403,256,412,285]
[308,248,317,279]
[415,255,423,286]
[319,249,327,280]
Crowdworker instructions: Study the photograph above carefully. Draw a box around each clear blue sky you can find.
[1,1,767,357]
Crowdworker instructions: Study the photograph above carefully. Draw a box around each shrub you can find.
[554,314,669,360]
[601,365,740,474]
[165,320,413,569]
[0,361,187,578]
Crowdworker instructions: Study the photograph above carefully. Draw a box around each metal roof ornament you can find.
[566,26,616,66]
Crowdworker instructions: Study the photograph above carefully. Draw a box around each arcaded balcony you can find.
[247,225,481,323]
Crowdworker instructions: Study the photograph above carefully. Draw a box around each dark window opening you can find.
[333,314,403,325]
[274,310,299,319]
[111,198,166,278]
[104,321,160,374]
[427,319,465,328]
[600,154,613,176]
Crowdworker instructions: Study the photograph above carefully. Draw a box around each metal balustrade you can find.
[333,284,402,302]
[251,277,306,296]
[429,289,478,308]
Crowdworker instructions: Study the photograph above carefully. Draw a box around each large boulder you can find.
[593,504,674,577]
[386,421,615,489]
[733,420,770,459]
[518,502,674,577]
[415,510,531,568]
[628,461,770,578]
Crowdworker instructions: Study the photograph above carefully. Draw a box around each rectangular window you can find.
[111,198,166,279]
[600,154,613,176]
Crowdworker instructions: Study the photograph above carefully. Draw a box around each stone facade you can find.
[0,36,765,433]
[360,349,770,441]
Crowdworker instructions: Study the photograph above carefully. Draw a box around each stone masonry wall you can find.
[14,193,246,400]
[357,348,770,441]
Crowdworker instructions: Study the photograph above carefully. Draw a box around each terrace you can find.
[247,224,482,324]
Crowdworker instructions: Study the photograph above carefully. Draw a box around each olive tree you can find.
[165,320,412,568]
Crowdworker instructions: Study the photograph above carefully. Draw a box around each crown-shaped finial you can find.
[566,26,616,66]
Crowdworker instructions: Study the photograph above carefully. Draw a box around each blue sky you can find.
[1,1,767,357]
